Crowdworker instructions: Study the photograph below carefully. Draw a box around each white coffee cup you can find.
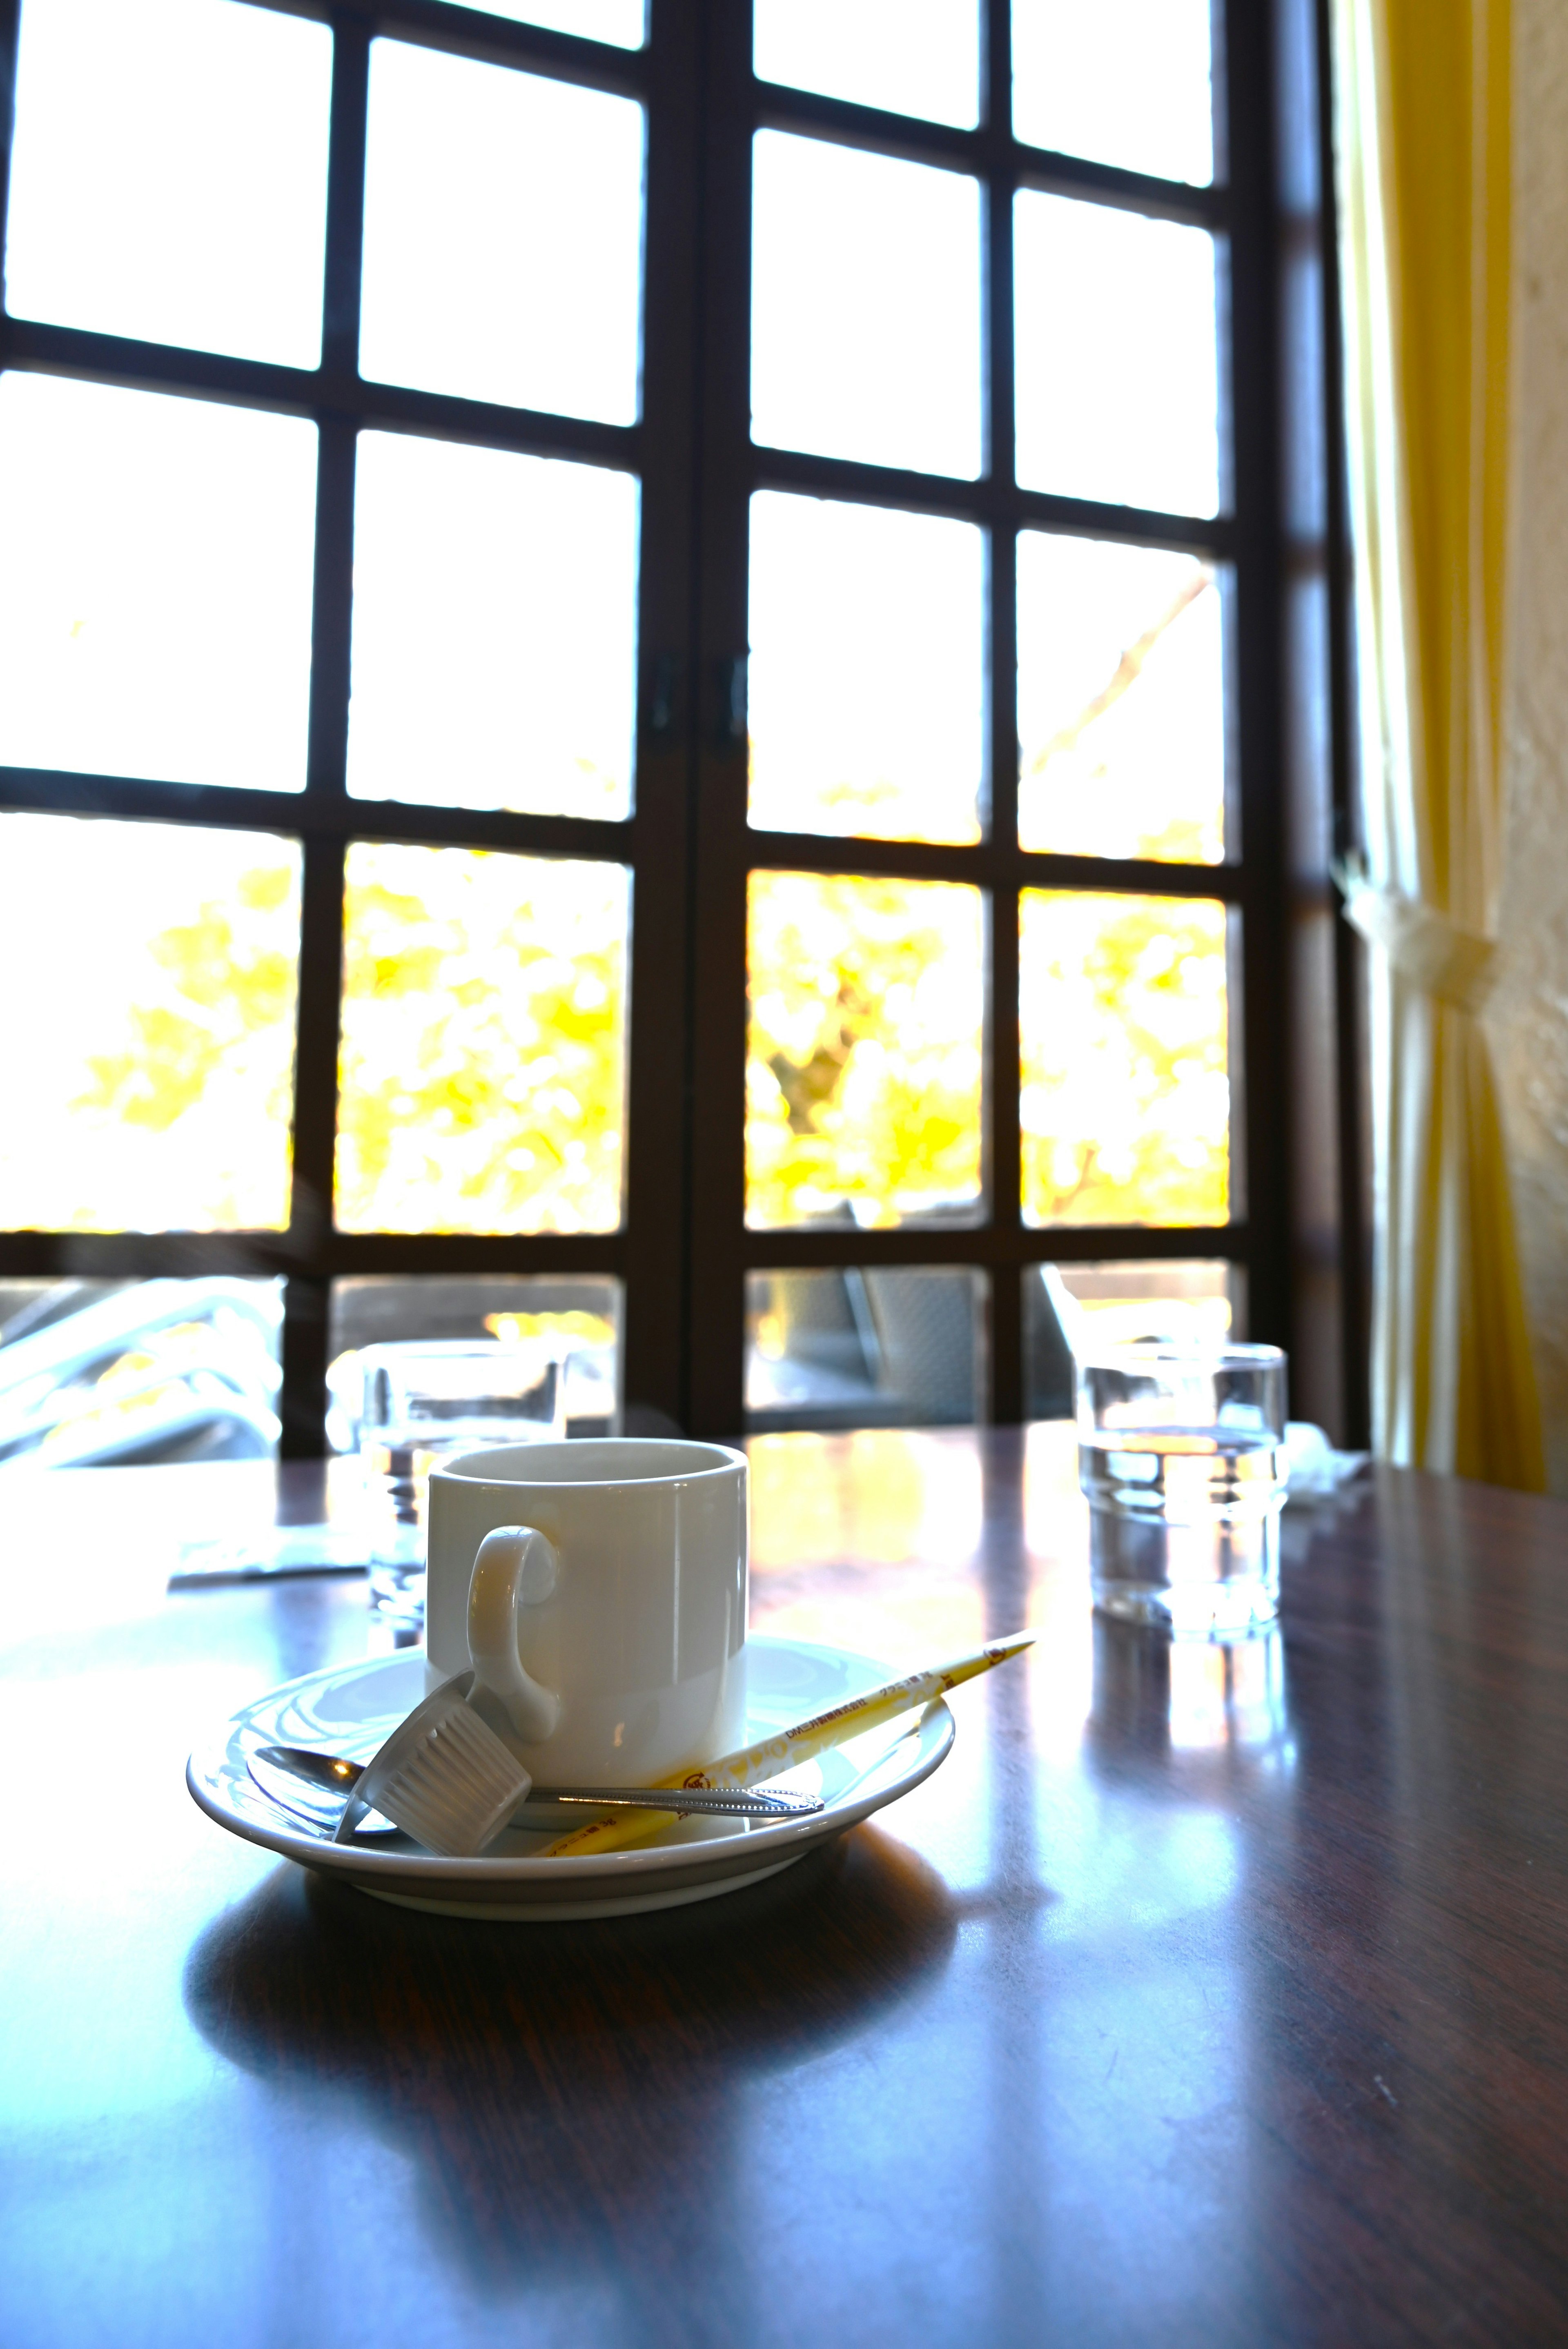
[425,1437,748,1786]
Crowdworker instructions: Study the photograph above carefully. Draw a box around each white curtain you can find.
[1488,0,1568,1493]
[1334,0,1546,1489]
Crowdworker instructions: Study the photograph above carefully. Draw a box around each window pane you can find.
[754,0,979,129]
[748,493,983,845]
[0,375,316,790]
[347,435,638,819]
[0,815,301,1232]
[336,845,628,1236]
[1019,890,1229,1227]
[0,1277,283,1467]
[1012,0,1214,185]
[327,1276,620,1449]
[747,872,984,1229]
[1018,534,1226,862]
[432,0,644,40]
[1014,194,1221,517]
[360,41,644,425]
[752,132,981,478]
[1024,1259,1236,1417]
[4,0,331,366]
[746,1267,981,1429]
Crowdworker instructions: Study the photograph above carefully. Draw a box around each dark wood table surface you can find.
[4,1425,1568,2348]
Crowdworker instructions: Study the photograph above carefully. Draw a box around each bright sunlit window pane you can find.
[0,374,316,789]
[336,845,628,1236]
[752,132,981,478]
[1020,890,1229,1227]
[1015,194,1221,516]
[0,816,301,1232]
[1018,534,1227,861]
[4,0,331,366]
[432,0,644,40]
[748,493,983,845]
[360,41,644,425]
[1012,0,1214,185]
[747,872,984,1229]
[347,435,638,819]
[754,0,979,129]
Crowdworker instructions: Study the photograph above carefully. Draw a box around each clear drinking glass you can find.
[358,1340,566,1629]
[1077,1342,1287,1638]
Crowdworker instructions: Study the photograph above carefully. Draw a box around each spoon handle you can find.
[249,1744,821,1824]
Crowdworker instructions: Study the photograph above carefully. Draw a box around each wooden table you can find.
[3,1426,1567,2347]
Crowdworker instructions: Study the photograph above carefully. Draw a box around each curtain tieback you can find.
[1336,866,1497,1013]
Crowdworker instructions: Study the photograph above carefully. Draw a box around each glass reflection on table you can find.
[1089,1615,1295,1790]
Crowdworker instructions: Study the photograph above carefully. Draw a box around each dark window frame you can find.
[0,0,1367,1449]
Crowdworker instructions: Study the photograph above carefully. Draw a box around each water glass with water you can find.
[358,1340,566,1630]
[1077,1342,1287,1638]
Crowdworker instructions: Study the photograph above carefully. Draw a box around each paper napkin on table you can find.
[1284,1420,1370,1501]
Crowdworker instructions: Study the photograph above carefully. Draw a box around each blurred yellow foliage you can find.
[486,1309,615,1348]
[746,874,1229,1234]
[88,846,1227,1247]
[746,872,984,1229]
[1021,890,1229,1226]
[334,843,627,1236]
[75,855,300,1156]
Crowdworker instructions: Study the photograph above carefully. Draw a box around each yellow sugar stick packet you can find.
[537,1628,1036,1860]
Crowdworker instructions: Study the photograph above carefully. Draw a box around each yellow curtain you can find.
[1334,0,1544,1485]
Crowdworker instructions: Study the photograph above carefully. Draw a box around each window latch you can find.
[647,652,677,742]
[715,654,747,750]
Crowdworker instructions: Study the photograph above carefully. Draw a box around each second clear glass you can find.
[359,1339,567,1630]
[1078,1341,1287,1638]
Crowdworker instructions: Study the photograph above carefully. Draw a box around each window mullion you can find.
[1221,0,1289,1354]
[983,0,1022,1422]
[683,0,757,1438]
[619,0,704,1436]
[278,18,371,1454]
[0,2,19,355]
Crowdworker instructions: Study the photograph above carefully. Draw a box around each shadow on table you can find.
[183,1826,956,2307]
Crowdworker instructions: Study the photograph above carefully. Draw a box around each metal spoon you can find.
[246,1741,821,1842]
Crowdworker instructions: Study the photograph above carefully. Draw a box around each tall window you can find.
[0,0,1342,1451]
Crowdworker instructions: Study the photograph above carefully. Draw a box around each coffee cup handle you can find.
[466,1525,561,1743]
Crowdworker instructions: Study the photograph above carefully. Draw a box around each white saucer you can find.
[187,1636,955,1921]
